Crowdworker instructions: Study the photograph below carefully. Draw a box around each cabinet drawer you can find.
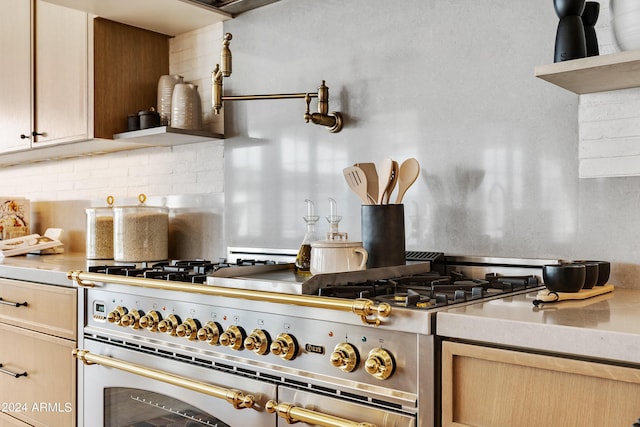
[0,279,76,340]
[442,341,640,427]
[0,323,75,427]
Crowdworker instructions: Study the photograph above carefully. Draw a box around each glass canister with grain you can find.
[113,194,168,262]
[86,196,115,260]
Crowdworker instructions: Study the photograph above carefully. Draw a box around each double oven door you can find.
[79,340,277,427]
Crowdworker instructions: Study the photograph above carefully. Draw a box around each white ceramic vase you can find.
[157,75,184,126]
[171,83,202,130]
[610,0,640,51]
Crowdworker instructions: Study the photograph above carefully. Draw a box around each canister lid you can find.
[112,194,168,213]
[311,239,363,248]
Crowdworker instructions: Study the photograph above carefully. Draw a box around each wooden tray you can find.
[534,284,614,303]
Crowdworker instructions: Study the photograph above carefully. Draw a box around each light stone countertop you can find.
[436,286,640,366]
[0,253,97,287]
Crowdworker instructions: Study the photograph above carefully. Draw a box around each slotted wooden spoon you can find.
[343,166,373,205]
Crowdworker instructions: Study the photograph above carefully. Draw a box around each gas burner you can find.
[375,290,436,309]
[316,271,541,309]
[88,258,280,284]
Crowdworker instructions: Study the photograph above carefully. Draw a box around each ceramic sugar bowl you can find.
[310,234,368,275]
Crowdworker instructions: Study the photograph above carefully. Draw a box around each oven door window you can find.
[104,387,229,427]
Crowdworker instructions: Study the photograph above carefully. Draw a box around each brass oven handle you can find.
[68,271,391,327]
[0,298,28,307]
[0,363,27,378]
[265,400,377,427]
[72,349,256,410]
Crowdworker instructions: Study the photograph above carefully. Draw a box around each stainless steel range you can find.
[70,251,554,427]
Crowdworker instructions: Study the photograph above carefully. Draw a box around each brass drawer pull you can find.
[68,271,392,326]
[73,349,256,410]
[0,298,28,307]
[265,400,377,427]
[0,363,27,378]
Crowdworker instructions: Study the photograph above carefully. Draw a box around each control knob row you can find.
[106,307,299,359]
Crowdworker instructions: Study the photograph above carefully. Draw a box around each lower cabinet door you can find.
[441,340,640,427]
[0,411,29,427]
[0,323,75,427]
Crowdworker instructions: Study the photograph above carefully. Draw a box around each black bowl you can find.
[583,260,610,286]
[543,264,585,293]
[569,261,599,289]
[583,262,599,289]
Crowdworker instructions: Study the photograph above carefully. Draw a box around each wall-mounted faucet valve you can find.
[211,33,343,133]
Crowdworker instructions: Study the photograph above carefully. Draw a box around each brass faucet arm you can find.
[222,92,317,101]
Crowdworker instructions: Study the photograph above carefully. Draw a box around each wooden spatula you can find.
[343,166,373,205]
[355,162,378,205]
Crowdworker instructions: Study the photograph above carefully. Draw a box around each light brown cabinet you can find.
[0,0,33,153]
[441,340,640,427]
[0,0,220,167]
[0,279,77,427]
[0,0,89,153]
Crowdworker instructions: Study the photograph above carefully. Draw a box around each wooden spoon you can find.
[394,158,420,204]
[343,166,372,205]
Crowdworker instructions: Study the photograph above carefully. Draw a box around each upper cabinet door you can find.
[0,0,32,153]
[33,0,89,146]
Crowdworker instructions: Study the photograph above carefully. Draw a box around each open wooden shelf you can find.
[114,126,224,145]
[535,49,640,94]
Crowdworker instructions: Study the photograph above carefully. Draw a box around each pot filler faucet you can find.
[212,33,344,133]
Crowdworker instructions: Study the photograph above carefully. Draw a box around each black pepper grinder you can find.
[554,0,587,62]
[582,1,600,57]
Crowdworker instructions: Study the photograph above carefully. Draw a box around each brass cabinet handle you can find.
[265,400,377,427]
[0,298,27,307]
[0,363,27,378]
[72,349,256,410]
[67,271,391,326]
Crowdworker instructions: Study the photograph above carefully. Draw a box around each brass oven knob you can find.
[330,342,360,372]
[120,309,143,329]
[106,306,127,325]
[176,318,201,340]
[270,333,299,361]
[364,348,395,380]
[157,314,181,336]
[244,329,272,355]
[139,310,162,331]
[197,321,223,345]
[219,325,246,351]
